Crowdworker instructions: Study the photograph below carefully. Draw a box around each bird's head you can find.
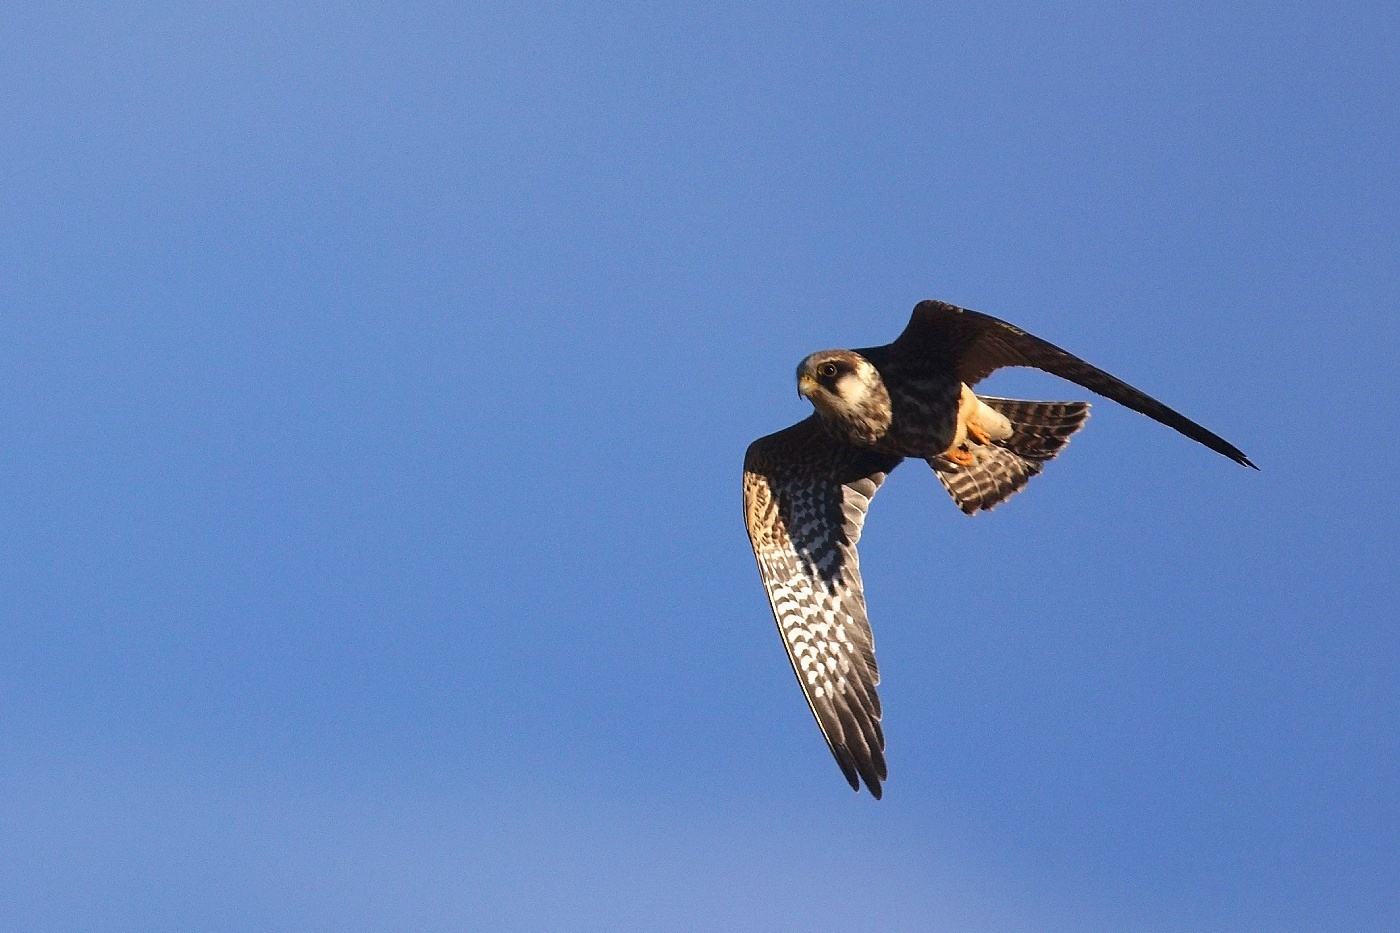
[796,350,890,442]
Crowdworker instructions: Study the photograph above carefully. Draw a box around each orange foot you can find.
[943,445,975,467]
[966,419,994,446]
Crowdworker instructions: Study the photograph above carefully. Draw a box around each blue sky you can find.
[1,3,1397,930]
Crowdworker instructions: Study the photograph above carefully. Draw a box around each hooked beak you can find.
[797,374,819,398]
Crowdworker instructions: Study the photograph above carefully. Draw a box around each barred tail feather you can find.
[931,398,1090,514]
[983,398,1091,461]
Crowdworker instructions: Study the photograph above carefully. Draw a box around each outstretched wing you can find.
[743,417,903,798]
[892,300,1256,468]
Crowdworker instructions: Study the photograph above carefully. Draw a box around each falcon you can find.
[743,299,1255,798]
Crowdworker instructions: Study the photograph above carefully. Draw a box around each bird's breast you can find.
[879,372,963,456]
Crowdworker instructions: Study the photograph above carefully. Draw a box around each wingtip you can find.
[1211,439,1257,471]
[845,772,884,800]
[834,743,885,799]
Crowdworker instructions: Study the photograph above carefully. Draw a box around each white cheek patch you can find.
[837,372,868,404]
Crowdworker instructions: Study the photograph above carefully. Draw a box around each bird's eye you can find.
[819,363,839,378]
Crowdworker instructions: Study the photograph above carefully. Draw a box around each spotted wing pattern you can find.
[743,417,903,797]
[893,300,1256,468]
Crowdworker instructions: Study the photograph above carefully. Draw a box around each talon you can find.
[943,445,975,467]
[966,421,994,446]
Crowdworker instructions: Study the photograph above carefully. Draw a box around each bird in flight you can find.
[742,300,1255,798]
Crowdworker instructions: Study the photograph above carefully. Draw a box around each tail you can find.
[930,398,1091,514]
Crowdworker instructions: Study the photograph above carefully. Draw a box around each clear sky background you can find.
[2,4,1397,931]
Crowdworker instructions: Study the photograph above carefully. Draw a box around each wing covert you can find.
[743,417,902,798]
